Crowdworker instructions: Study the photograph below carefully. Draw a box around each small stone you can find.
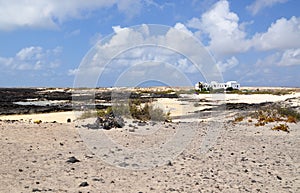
[67,118,71,123]
[129,128,135,132]
[138,122,146,126]
[32,188,42,192]
[79,181,89,187]
[277,175,282,180]
[66,156,80,163]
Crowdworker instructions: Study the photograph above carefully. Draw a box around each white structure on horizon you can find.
[195,81,240,91]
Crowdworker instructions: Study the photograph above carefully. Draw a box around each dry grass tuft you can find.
[234,116,244,122]
[272,124,289,133]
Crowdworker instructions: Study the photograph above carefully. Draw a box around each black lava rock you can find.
[66,156,80,163]
[79,181,89,187]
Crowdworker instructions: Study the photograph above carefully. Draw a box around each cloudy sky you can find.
[0,0,299,87]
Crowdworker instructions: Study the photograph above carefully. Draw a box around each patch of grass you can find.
[272,124,289,133]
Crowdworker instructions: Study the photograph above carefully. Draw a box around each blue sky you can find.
[0,0,299,87]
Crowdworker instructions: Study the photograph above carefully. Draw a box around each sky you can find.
[0,0,299,87]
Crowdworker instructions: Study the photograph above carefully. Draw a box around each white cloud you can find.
[116,0,143,19]
[68,68,80,76]
[173,23,194,36]
[278,49,300,66]
[72,24,220,83]
[247,0,288,15]
[253,16,300,51]
[253,49,300,67]
[187,0,251,58]
[216,56,239,72]
[176,58,198,73]
[254,52,281,67]
[0,0,144,30]
[0,46,62,71]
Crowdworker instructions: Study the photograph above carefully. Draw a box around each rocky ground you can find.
[0,87,178,115]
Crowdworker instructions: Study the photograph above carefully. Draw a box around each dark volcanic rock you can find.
[66,156,80,163]
[79,182,89,187]
[0,88,72,115]
[83,113,125,130]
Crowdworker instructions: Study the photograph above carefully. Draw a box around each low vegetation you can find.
[79,99,171,122]
[112,99,171,121]
[227,89,294,95]
[272,124,290,133]
[233,104,299,133]
[234,115,244,123]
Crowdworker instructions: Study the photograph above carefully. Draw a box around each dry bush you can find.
[251,105,299,126]
[286,116,297,123]
[234,116,244,122]
[96,100,170,122]
[272,124,289,133]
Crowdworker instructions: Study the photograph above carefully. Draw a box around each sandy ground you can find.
[0,115,299,192]
[0,111,79,124]
[0,92,300,192]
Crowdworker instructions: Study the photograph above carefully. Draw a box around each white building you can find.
[195,81,240,91]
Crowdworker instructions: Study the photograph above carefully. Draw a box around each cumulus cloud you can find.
[253,48,300,67]
[0,0,144,30]
[0,46,62,70]
[216,56,239,72]
[72,24,221,87]
[247,0,289,15]
[253,16,300,51]
[187,0,251,58]
[278,49,300,66]
[186,0,300,64]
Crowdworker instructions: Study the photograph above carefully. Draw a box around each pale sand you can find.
[182,92,300,104]
[0,92,300,192]
[0,111,79,123]
[0,115,299,192]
